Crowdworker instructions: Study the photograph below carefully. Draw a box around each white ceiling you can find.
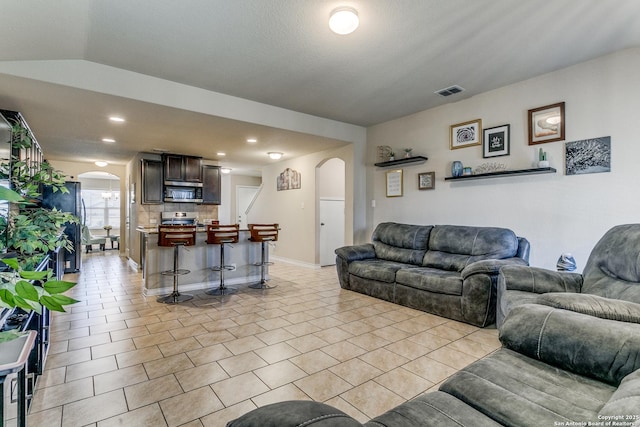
[1,0,639,172]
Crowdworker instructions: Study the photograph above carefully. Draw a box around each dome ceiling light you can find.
[329,7,359,35]
[268,152,283,160]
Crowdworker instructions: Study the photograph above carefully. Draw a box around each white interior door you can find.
[319,198,345,266]
[236,185,259,229]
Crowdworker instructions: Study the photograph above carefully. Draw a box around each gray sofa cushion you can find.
[537,293,640,323]
[500,304,640,385]
[395,267,462,296]
[423,226,518,271]
[372,222,432,265]
[439,349,615,426]
[226,400,362,427]
[365,391,502,427]
[348,259,412,283]
[582,223,640,303]
[598,369,640,420]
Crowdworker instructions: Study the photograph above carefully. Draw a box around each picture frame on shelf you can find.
[483,124,510,158]
[385,169,403,197]
[418,172,435,190]
[528,102,565,145]
[450,119,482,149]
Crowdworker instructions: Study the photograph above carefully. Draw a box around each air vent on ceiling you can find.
[435,85,465,97]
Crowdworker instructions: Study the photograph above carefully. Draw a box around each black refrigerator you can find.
[42,181,82,273]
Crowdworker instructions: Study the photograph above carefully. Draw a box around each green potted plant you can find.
[0,122,79,342]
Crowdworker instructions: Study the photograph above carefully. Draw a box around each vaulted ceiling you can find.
[1,0,639,172]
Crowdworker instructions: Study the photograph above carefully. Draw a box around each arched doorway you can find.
[78,171,121,252]
[317,158,346,266]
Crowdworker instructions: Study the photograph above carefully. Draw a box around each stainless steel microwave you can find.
[163,184,203,203]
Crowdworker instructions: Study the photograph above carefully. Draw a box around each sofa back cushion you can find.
[423,225,518,272]
[372,222,432,265]
[501,304,640,385]
[582,224,640,303]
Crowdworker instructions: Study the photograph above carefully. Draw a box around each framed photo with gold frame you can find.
[418,172,435,190]
[385,169,403,197]
[450,119,482,149]
[528,102,565,145]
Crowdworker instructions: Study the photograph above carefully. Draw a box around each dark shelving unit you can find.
[374,155,428,168]
[444,167,557,181]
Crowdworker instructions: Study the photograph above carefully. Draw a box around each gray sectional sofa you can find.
[335,223,530,327]
[497,223,640,327]
[227,303,640,426]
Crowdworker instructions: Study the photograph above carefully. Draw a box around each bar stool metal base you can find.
[206,285,238,296]
[157,292,193,304]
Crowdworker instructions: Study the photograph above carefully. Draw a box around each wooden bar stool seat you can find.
[206,224,240,296]
[248,223,279,289]
[157,224,196,304]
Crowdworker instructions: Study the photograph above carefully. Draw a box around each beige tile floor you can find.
[12,251,500,426]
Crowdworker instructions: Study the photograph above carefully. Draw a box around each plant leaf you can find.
[43,280,76,295]
[49,294,80,306]
[1,257,19,270]
[0,186,24,202]
[40,295,64,312]
[0,289,16,308]
[19,270,49,281]
[16,280,40,302]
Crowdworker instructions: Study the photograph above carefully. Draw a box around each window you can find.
[82,189,120,229]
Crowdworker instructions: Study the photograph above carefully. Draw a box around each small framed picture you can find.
[418,172,435,190]
[528,102,565,145]
[483,124,510,158]
[385,169,403,197]
[450,119,482,149]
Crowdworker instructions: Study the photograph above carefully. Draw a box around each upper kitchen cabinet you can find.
[141,159,163,204]
[202,165,221,205]
[163,154,202,183]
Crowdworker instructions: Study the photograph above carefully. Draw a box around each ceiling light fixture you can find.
[329,7,359,35]
[247,138,257,143]
[221,168,232,174]
[217,152,226,156]
[109,116,125,123]
[102,138,116,143]
[268,152,283,160]
[95,161,108,167]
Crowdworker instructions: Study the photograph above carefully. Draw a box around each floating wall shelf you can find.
[374,155,428,168]
[444,167,557,181]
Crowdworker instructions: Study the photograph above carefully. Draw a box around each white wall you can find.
[367,48,640,271]
[248,144,353,267]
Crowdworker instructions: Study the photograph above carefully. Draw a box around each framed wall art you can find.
[450,119,482,149]
[528,102,565,145]
[418,172,435,190]
[565,136,611,175]
[483,124,510,158]
[385,169,403,197]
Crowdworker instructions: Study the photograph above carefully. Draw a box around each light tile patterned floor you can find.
[16,251,500,426]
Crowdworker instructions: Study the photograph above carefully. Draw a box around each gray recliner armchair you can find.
[497,223,640,327]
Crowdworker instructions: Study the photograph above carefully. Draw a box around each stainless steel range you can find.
[161,211,198,225]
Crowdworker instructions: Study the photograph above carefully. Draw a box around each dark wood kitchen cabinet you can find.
[202,165,221,205]
[163,154,202,183]
[141,159,163,204]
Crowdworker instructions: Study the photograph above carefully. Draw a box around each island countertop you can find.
[137,228,267,295]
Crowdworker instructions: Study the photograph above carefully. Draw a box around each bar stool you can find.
[157,224,197,304]
[248,223,279,289]
[206,224,240,296]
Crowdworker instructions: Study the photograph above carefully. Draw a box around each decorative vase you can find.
[451,161,463,177]
[538,160,550,168]
[463,167,472,176]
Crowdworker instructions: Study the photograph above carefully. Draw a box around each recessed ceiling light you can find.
[95,161,108,167]
[109,116,125,123]
[247,138,257,144]
[152,148,169,153]
[217,152,226,156]
[221,168,232,174]
[268,152,283,160]
[102,138,116,143]
[329,7,359,35]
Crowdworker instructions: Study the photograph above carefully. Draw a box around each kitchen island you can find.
[137,227,268,296]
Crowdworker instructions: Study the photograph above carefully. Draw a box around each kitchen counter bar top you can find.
[137,228,266,295]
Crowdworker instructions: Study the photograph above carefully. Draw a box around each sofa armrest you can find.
[461,258,528,280]
[498,265,583,294]
[335,244,376,262]
[500,304,640,385]
[226,400,363,427]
